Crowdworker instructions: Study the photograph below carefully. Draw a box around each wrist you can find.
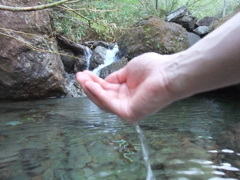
[164,50,203,102]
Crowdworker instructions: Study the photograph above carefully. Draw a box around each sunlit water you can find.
[0,91,240,180]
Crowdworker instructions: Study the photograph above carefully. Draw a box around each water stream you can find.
[135,124,155,180]
[92,44,119,75]
[0,91,240,179]
[84,46,92,70]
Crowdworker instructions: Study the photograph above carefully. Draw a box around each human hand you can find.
[76,52,174,123]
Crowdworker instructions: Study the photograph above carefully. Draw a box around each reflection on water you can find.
[0,92,240,180]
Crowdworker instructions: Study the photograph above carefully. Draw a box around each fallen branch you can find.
[0,0,70,11]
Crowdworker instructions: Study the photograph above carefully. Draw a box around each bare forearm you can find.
[169,13,240,100]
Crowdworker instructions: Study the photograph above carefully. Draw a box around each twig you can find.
[0,0,70,11]
[63,7,119,12]
[0,30,79,59]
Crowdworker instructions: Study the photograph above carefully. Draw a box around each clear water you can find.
[135,124,155,180]
[0,91,240,180]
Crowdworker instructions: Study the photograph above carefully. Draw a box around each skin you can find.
[76,13,240,124]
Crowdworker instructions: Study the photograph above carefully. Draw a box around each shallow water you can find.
[0,92,240,180]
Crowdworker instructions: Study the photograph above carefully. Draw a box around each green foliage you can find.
[180,0,240,18]
[49,0,240,42]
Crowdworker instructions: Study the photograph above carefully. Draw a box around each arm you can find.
[167,12,240,101]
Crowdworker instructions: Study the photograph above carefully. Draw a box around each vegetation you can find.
[49,0,240,42]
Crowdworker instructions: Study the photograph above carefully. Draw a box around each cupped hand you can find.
[76,52,173,123]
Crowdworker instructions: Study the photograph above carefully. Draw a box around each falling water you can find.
[84,46,92,70]
[93,44,119,75]
[135,123,156,180]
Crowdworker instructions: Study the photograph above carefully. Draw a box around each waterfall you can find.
[84,46,92,70]
[93,44,119,75]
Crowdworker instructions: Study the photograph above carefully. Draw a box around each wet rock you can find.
[187,32,201,46]
[83,41,113,49]
[60,50,77,73]
[74,57,87,73]
[117,17,190,60]
[193,26,209,37]
[65,73,85,97]
[89,46,108,70]
[56,34,89,73]
[60,50,86,73]
[0,0,67,100]
[99,57,128,79]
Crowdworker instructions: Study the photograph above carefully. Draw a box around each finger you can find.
[83,70,117,91]
[76,72,92,86]
[105,67,127,84]
[76,72,110,111]
[84,71,107,84]
[83,83,111,112]
[85,80,118,114]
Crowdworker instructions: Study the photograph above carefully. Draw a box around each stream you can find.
[0,91,240,180]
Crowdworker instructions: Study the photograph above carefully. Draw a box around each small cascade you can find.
[65,73,84,97]
[93,44,119,75]
[84,46,92,70]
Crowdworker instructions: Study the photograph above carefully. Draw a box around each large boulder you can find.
[117,17,190,60]
[0,0,67,100]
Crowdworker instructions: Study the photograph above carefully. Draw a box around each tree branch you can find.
[0,0,70,11]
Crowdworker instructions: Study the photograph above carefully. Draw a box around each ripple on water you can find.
[0,95,240,179]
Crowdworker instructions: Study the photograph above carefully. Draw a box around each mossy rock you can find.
[117,17,190,60]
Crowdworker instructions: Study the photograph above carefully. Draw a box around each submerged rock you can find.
[0,0,67,100]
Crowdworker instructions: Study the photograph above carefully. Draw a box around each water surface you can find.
[0,92,240,180]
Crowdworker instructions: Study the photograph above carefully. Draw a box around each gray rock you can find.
[193,26,209,37]
[89,46,108,70]
[99,57,128,79]
[187,32,201,46]
[166,5,191,22]
[181,15,198,31]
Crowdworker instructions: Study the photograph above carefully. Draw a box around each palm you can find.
[76,52,170,123]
